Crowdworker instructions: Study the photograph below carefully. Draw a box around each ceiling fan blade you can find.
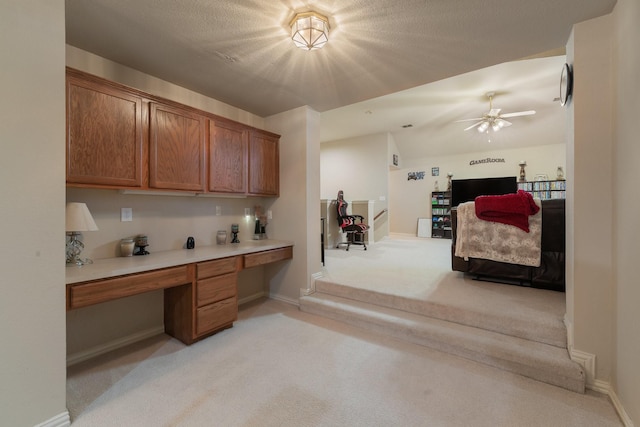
[454,117,484,123]
[463,121,484,131]
[500,110,536,118]
[500,119,512,127]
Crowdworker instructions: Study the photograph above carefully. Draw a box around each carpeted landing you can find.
[300,237,585,393]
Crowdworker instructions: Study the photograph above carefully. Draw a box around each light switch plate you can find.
[267,210,272,220]
[121,207,133,222]
[216,206,222,216]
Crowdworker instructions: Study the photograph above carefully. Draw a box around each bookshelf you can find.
[518,180,566,200]
[431,191,452,239]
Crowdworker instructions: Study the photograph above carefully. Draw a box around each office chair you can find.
[336,190,369,251]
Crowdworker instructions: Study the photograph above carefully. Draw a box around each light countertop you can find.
[66,239,294,284]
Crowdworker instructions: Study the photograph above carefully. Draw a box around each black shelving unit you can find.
[431,191,452,239]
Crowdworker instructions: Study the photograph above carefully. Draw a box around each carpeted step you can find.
[314,279,567,349]
[300,292,585,393]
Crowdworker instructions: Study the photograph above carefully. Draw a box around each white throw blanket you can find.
[455,200,542,267]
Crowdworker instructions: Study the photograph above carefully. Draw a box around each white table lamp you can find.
[66,202,98,265]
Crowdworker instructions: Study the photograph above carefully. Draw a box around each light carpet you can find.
[302,237,583,392]
[318,237,567,347]
[67,298,622,426]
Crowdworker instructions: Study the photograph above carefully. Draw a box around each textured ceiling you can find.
[65,0,615,157]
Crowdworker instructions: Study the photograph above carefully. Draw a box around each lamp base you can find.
[66,232,93,265]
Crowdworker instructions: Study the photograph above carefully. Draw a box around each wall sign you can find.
[469,157,505,166]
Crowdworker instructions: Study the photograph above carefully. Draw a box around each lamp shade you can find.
[66,202,98,232]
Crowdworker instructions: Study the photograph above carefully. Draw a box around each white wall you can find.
[567,14,615,387]
[320,133,390,203]
[0,1,68,425]
[266,107,323,301]
[320,133,392,242]
[389,144,565,235]
[612,0,640,422]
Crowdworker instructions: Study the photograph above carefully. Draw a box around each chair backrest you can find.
[336,190,352,229]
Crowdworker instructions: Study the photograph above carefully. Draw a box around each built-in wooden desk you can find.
[66,240,293,344]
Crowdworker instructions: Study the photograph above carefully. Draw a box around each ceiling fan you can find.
[457,92,536,133]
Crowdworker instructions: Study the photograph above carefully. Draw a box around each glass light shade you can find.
[477,121,489,133]
[290,11,330,51]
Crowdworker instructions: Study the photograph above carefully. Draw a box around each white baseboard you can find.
[66,326,165,366]
[570,348,596,386]
[268,292,299,307]
[587,379,635,427]
[34,411,70,427]
[238,291,267,306]
[568,348,635,427]
[302,271,324,296]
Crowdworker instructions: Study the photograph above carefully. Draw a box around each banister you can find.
[373,209,388,222]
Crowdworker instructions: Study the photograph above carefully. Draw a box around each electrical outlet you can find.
[244,208,251,217]
[216,206,222,216]
[121,207,133,222]
[267,209,272,220]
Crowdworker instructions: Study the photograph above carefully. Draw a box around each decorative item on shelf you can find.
[186,236,195,249]
[518,161,527,182]
[534,174,548,181]
[253,205,268,240]
[66,202,99,265]
[556,166,565,180]
[231,224,240,243]
[447,172,454,191]
[134,235,150,255]
[120,238,135,257]
[216,230,227,245]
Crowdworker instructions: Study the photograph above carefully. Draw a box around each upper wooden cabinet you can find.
[248,131,280,196]
[66,72,144,188]
[66,69,280,196]
[149,103,206,191]
[208,120,248,194]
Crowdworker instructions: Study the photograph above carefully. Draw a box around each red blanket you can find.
[474,190,540,232]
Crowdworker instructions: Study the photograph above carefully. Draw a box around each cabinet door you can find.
[209,120,248,194]
[248,131,279,196]
[66,75,144,187]
[150,103,206,191]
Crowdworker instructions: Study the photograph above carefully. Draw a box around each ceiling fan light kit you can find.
[458,92,536,134]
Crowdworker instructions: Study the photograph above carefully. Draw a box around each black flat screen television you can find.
[451,176,518,207]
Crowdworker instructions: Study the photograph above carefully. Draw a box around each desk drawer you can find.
[197,256,238,279]
[68,265,190,309]
[196,297,237,335]
[243,246,292,269]
[197,272,236,307]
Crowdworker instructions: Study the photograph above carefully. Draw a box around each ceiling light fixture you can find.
[290,11,330,51]
[456,92,536,135]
